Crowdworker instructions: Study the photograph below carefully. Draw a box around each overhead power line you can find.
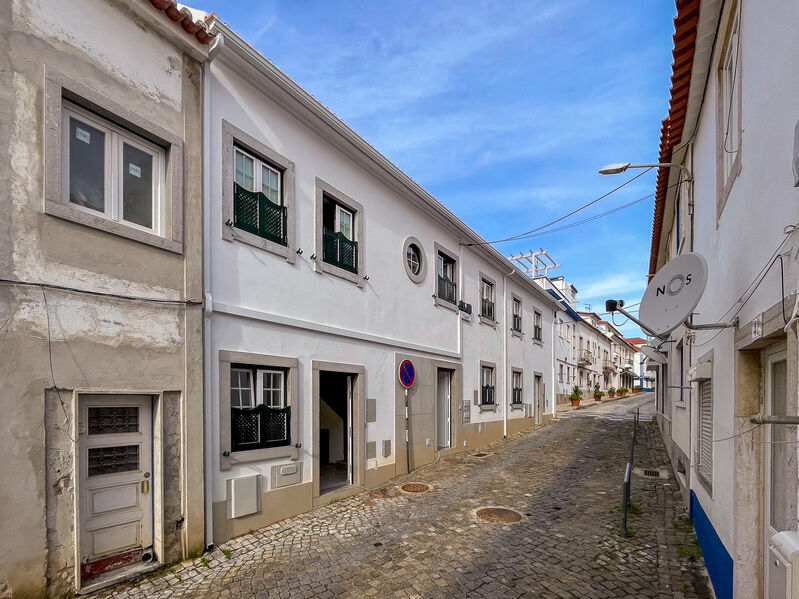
[463,167,654,247]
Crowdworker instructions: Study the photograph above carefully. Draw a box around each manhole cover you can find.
[644,469,661,478]
[401,483,430,493]
[473,453,489,458]
[476,507,522,523]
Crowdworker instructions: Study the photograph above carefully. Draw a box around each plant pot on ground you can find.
[608,387,616,398]
[569,385,583,406]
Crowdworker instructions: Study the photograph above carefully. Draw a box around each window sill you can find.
[675,400,687,409]
[510,403,524,411]
[222,223,294,264]
[316,258,362,287]
[479,315,497,328]
[434,295,458,312]
[478,404,497,412]
[511,329,523,340]
[221,444,299,470]
[45,200,182,253]
[532,339,544,347]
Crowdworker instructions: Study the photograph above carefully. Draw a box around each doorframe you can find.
[435,367,454,450]
[312,361,365,505]
[429,358,462,459]
[762,343,789,596]
[72,390,164,593]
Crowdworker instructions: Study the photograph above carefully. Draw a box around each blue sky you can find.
[199,1,677,336]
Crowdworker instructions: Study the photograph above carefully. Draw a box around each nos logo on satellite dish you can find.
[655,272,693,297]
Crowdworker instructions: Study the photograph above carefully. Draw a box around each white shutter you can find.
[698,379,713,481]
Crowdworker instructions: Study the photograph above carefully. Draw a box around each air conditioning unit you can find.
[769,531,799,599]
[458,300,472,314]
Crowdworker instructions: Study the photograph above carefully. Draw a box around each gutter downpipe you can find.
[503,269,514,438]
[202,33,223,551]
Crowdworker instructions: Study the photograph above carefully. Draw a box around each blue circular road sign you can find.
[398,359,416,389]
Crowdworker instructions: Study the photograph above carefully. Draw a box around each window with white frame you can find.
[558,364,564,383]
[533,311,543,341]
[232,146,287,246]
[511,370,523,405]
[697,378,713,484]
[512,298,522,332]
[322,194,358,273]
[230,365,290,451]
[436,251,457,304]
[719,5,741,187]
[480,279,495,320]
[480,365,495,406]
[62,102,165,235]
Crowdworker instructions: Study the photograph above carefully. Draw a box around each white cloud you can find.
[577,272,647,301]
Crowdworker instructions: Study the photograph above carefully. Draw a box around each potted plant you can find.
[608,386,616,398]
[569,385,583,406]
[633,386,642,394]
[594,390,604,401]
[618,387,628,397]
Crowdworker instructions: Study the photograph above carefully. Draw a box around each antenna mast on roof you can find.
[508,248,560,278]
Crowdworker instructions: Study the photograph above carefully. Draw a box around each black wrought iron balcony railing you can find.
[481,299,495,320]
[437,275,457,304]
[233,182,287,245]
[231,405,291,452]
[512,314,522,332]
[481,385,495,406]
[511,388,523,405]
[323,228,358,273]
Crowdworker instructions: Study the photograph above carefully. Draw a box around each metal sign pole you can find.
[405,387,410,474]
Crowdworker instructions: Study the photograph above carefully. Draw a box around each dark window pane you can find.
[122,143,154,229]
[88,445,139,476]
[69,117,105,212]
[88,407,139,435]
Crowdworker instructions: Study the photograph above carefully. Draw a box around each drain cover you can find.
[644,469,661,478]
[401,483,430,493]
[476,507,522,523]
[473,453,489,458]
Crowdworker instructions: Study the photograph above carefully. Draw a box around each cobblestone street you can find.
[98,401,711,599]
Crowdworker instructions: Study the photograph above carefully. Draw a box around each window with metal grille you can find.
[512,298,522,332]
[481,366,495,405]
[511,371,523,404]
[233,147,287,245]
[322,194,358,273]
[480,279,495,319]
[437,252,457,304]
[697,379,713,483]
[533,311,543,341]
[230,365,291,452]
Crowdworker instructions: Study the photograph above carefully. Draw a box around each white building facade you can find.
[649,1,799,598]
[202,20,562,546]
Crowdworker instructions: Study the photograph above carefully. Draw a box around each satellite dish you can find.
[639,253,708,336]
[641,345,667,364]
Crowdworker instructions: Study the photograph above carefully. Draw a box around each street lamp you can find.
[598,162,693,181]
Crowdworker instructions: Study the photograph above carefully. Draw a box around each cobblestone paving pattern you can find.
[97,413,712,598]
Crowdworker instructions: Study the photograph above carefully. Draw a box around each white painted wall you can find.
[204,37,560,504]
[659,0,799,556]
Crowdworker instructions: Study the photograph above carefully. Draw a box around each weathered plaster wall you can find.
[0,1,205,596]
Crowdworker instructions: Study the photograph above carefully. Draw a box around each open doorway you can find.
[319,371,353,494]
[534,374,543,423]
[437,369,453,450]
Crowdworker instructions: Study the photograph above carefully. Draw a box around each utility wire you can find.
[463,168,654,247]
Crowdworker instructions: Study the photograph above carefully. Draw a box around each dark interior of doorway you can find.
[320,371,350,494]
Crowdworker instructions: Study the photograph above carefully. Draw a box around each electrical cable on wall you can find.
[41,287,75,444]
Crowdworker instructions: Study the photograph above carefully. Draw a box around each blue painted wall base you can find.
[689,490,733,599]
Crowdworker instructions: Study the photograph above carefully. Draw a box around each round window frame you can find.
[402,236,427,284]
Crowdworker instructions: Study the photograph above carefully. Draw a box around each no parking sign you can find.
[398,359,416,389]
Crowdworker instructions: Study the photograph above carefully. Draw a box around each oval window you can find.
[406,244,422,275]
